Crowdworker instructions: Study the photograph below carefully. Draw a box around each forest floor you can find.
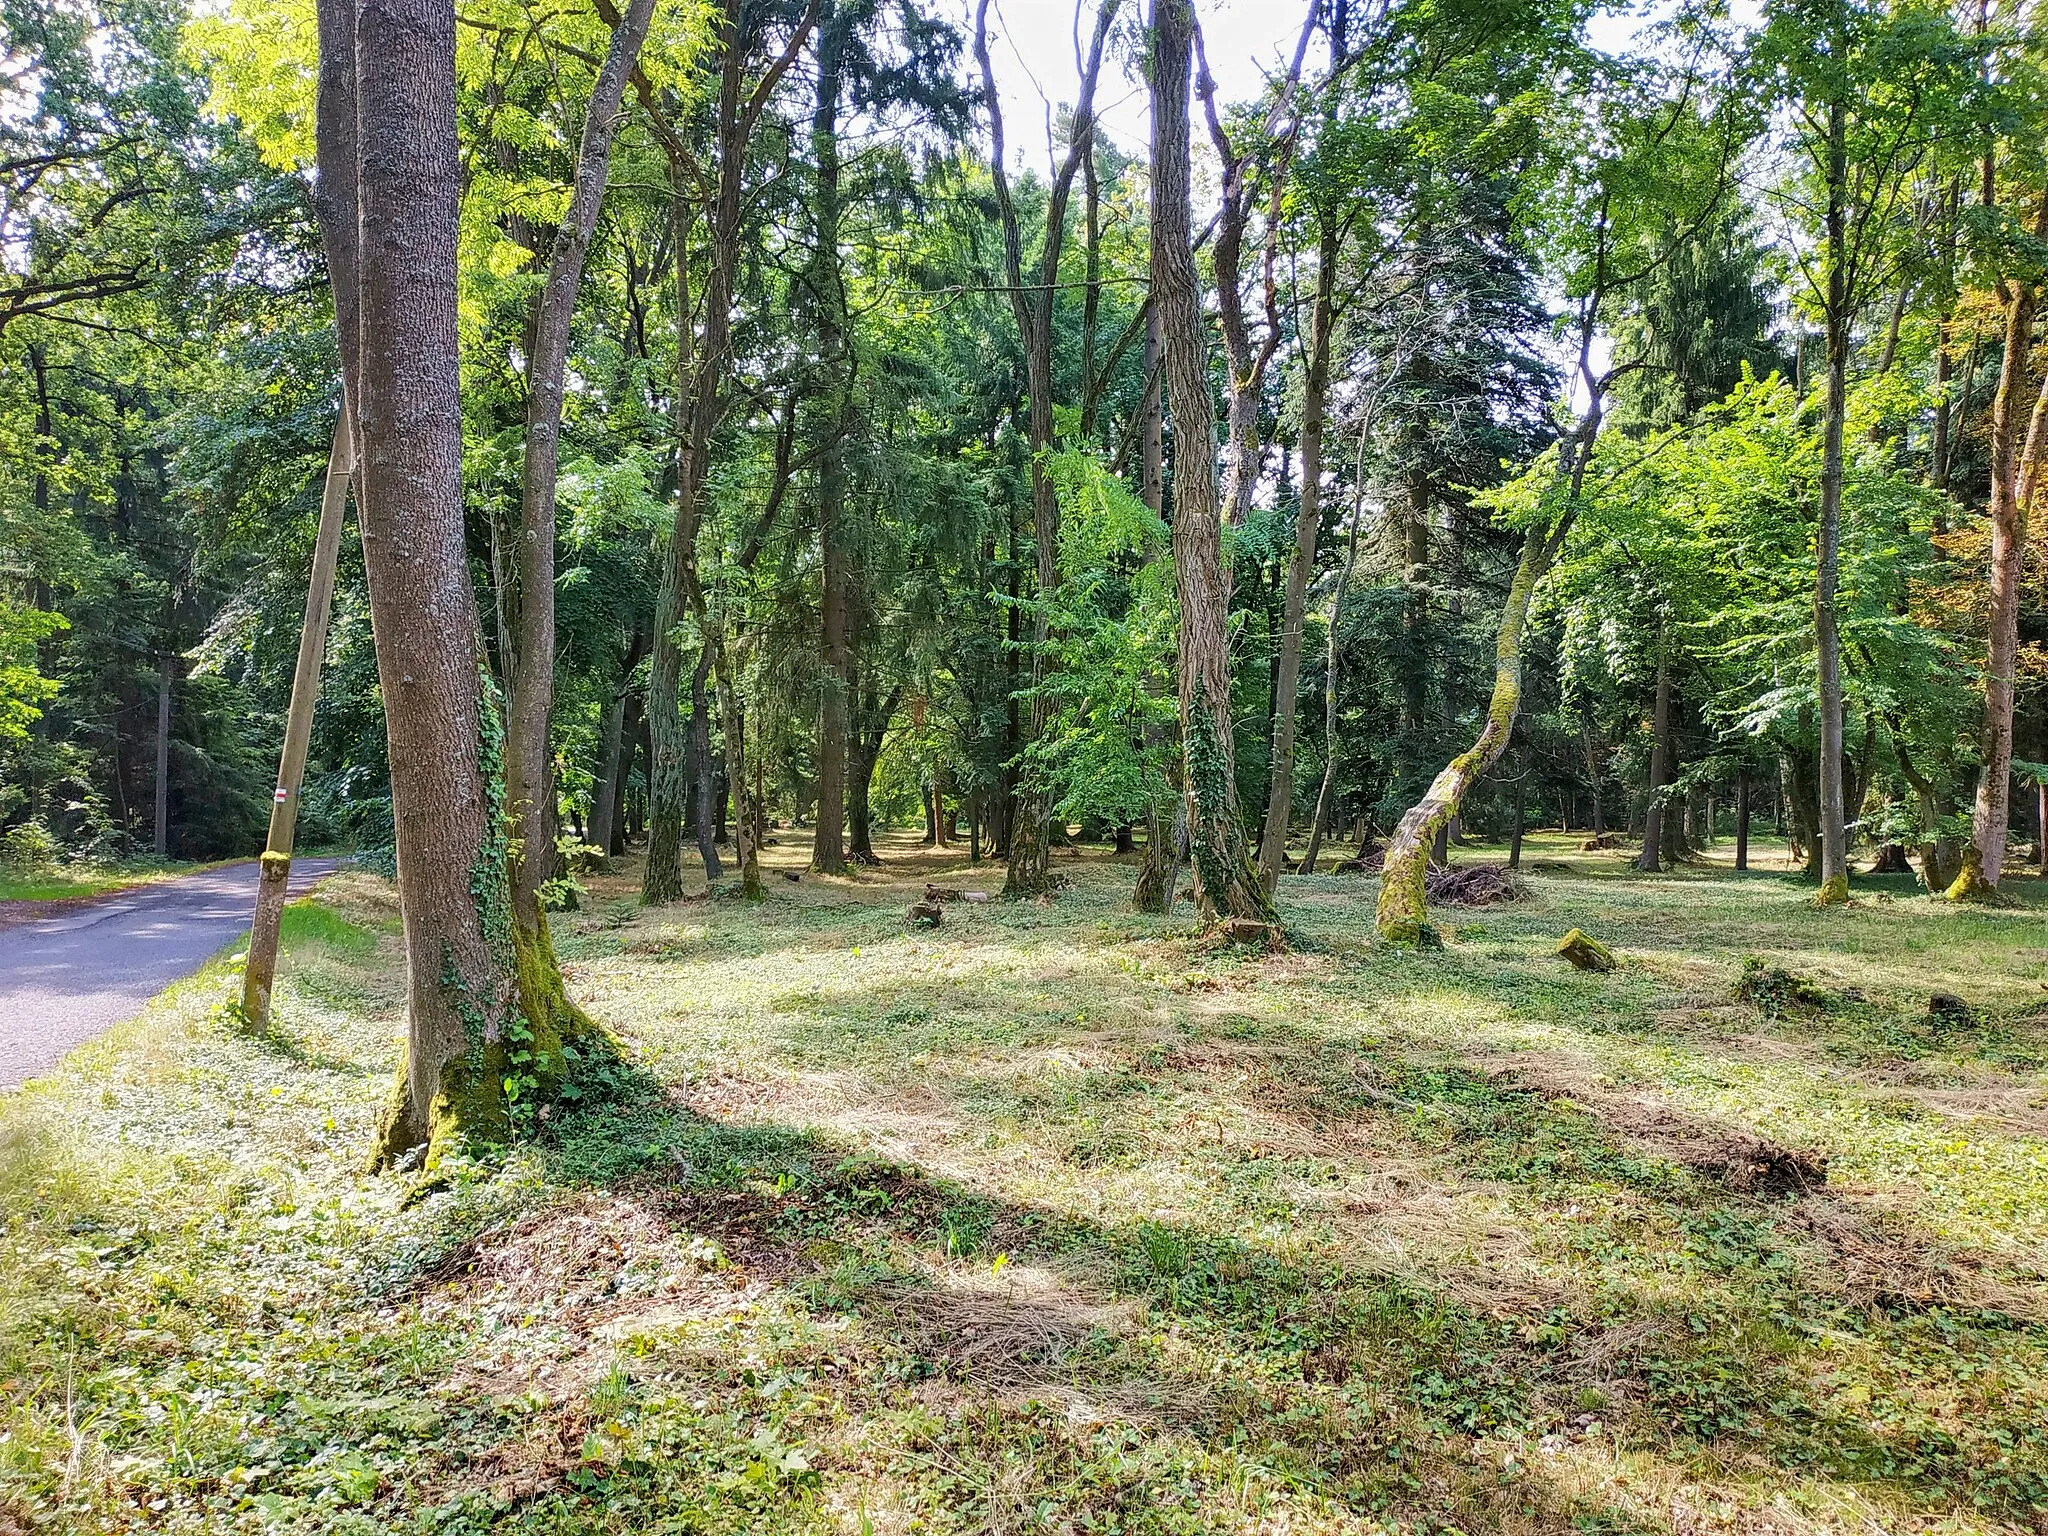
[3,831,2046,1535]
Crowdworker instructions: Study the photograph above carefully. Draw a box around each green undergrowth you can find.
[2,844,2047,1533]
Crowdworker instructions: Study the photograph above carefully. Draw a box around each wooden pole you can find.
[242,411,353,1027]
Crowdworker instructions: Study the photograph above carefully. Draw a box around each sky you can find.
[971,0,1687,168]
[970,0,1303,169]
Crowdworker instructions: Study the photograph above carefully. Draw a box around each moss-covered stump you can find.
[1556,928,1615,972]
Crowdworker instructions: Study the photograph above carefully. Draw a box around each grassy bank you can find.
[2,834,2045,1534]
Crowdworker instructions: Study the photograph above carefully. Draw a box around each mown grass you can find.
[0,855,260,905]
[2,834,2045,1534]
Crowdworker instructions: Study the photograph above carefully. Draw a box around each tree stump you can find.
[906,901,945,930]
[1556,929,1615,972]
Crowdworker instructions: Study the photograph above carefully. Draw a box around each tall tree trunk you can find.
[809,5,851,875]
[1813,94,1852,905]
[1257,218,1337,890]
[642,0,814,903]
[591,627,647,859]
[1152,0,1273,929]
[1636,632,1671,874]
[1132,302,1179,913]
[616,688,646,852]
[973,0,1113,900]
[1302,491,1362,876]
[689,648,721,879]
[153,653,172,857]
[1509,771,1525,870]
[1736,762,1751,871]
[500,0,653,1037]
[846,682,896,865]
[320,0,516,1167]
[1951,192,2045,901]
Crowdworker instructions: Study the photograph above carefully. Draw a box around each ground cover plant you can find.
[3,832,2045,1534]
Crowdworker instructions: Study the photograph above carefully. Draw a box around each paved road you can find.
[0,858,340,1089]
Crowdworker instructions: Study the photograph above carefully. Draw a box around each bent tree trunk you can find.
[504,0,654,1063]
[1152,0,1273,929]
[320,0,517,1167]
[1257,218,1336,891]
[1376,522,1553,943]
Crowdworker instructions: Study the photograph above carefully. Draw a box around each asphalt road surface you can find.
[0,858,340,1090]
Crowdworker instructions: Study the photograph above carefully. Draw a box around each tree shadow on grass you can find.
[397,1042,2048,1531]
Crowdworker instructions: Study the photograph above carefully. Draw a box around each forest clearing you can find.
[3,835,2047,1533]
[13,0,2048,1527]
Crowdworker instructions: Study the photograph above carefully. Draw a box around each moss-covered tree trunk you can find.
[1151,0,1274,930]
[1376,523,1552,943]
[503,0,652,1060]
[317,0,516,1168]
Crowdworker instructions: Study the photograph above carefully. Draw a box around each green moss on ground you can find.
[3,839,2046,1534]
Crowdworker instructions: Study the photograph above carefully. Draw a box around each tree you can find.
[315,0,523,1165]
[1376,45,1742,941]
[1152,0,1276,929]
[971,0,1116,899]
[502,0,656,1055]
[1754,0,1979,903]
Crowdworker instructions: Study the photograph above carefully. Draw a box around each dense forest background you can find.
[3,0,2045,908]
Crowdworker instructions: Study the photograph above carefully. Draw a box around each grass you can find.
[0,856,239,905]
[2,830,2046,1534]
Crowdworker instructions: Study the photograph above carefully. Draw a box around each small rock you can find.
[1556,929,1615,972]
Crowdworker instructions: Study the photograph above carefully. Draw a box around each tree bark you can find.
[642,0,815,903]
[1509,771,1525,870]
[1152,0,1274,929]
[972,0,1113,899]
[591,627,648,859]
[1735,761,1751,871]
[153,653,172,857]
[320,0,516,1167]
[1257,218,1337,890]
[1636,631,1671,874]
[1813,93,1851,905]
[1302,496,1361,877]
[1131,301,1179,913]
[1950,192,2045,902]
[809,5,851,874]
[504,0,653,1032]
[1376,291,1603,940]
